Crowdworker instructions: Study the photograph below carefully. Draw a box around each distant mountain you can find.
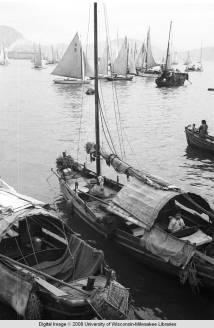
[0,25,23,47]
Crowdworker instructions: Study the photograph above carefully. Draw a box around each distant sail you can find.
[83,52,94,77]
[99,41,109,75]
[52,33,83,79]
[128,46,136,74]
[34,45,42,67]
[145,28,157,69]
[184,51,191,65]
[135,42,146,69]
[112,37,128,76]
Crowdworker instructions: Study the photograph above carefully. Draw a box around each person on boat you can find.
[168,212,185,233]
[199,120,208,137]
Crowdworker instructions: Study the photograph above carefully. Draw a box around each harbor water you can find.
[1,60,214,319]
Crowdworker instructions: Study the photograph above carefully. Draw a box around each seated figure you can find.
[168,212,185,233]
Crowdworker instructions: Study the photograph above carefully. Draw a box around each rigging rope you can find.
[76,4,91,162]
[102,3,125,160]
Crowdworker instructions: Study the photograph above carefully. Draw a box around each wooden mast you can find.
[94,2,101,176]
[165,21,172,71]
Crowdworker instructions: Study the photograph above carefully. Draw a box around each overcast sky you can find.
[0,0,213,50]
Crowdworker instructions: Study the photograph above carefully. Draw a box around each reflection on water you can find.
[1,60,214,319]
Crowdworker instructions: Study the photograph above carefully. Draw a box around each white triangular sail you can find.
[145,28,157,69]
[112,37,128,76]
[99,41,109,75]
[52,33,83,79]
[135,42,146,69]
[128,46,136,74]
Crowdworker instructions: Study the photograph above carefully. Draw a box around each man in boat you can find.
[168,212,185,233]
[199,120,208,137]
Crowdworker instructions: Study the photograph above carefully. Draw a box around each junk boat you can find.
[0,178,130,319]
[54,3,214,294]
[155,22,189,87]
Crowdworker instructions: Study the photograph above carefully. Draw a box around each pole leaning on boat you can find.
[94,2,101,176]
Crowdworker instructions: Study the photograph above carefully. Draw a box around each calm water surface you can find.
[1,60,214,319]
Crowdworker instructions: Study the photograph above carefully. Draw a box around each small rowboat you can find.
[185,126,214,154]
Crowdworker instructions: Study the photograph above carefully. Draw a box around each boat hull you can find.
[185,127,214,154]
[54,79,90,84]
[105,76,133,81]
[155,72,188,87]
[59,180,214,290]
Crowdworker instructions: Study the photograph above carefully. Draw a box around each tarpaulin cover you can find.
[0,262,33,316]
[112,177,178,230]
[0,207,60,241]
[34,234,104,281]
[140,225,195,267]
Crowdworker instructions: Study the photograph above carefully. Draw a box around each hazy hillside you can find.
[0,25,23,47]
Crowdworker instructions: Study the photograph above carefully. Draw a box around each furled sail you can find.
[128,46,136,74]
[145,28,157,69]
[112,37,128,76]
[165,52,171,70]
[135,42,146,70]
[99,41,109,75]
[52,33,83,79]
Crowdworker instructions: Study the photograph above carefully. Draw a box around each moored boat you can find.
[185,126,214,154]
[0,178,130,320]
[54,3,214,294]
[155,22,189,87]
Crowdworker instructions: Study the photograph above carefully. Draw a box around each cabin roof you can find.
[112,177,209,230]
[0,183,59,239]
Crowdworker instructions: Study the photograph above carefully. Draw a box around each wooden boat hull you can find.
[105,76,133,81]
[156,72,188,87]
[54,79,90,84]
[185,127,214,154]
[59,180,214,291]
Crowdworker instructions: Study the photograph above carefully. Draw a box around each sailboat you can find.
[185,45,203,72]
[52,33,92,84]
[97,40,111,79]
[0,46,9,65]
[33,45,45,69]
[127,45,137,75]
[54,4,214,293]
[46,45,58,65]
[139,28,160,77]
[135,41,146,73]
[156,22,189,87]
[106,37,133,81]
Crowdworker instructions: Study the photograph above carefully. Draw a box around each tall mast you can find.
[146,27,149,71]
[165,21,172,71]
[94,2,101,176]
